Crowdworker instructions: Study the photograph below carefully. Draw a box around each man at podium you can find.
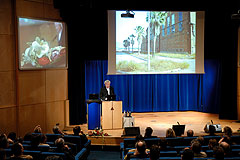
[100,80,115,100]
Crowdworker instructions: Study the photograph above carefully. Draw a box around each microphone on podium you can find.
[177,122,180,125]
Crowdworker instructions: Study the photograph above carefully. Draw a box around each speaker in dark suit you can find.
[100,80,115,100]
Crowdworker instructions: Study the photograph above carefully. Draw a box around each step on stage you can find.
[65,111,240,146]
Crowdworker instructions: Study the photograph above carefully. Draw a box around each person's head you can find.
[12,142,24,157]
[196,136,204,146]
[135,140,146,155]
[53,126,62,134]
[55,138,65,151]
[73,126,81,136]
[150,145,160,160]
[219,141,231,156]
[7,132,16,142]
[23,132,32,141]
[45,155,63,160]
[187,130,194,137]
[191,141,202,154]
[181,149,194,160]
[213,146,224,160]
[135,134,144,142]
[0,134,8,149]
[166,128,176,138]
[223,126,232,137]
[208,139,218,150]
[209,125,216,135]
[144,127,153,137]
[104,80,111,88]
[33,125,42,133]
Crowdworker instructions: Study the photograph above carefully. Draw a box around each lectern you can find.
[102,101,122,129]
[86,99,101,130]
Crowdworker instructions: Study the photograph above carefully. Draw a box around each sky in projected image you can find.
[115,11,196,74]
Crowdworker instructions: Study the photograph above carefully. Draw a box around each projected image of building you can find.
[141,11,196,55]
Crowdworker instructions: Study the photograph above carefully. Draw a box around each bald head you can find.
[136,140,146,155]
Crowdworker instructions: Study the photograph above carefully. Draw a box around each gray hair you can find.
[104,80,111,84]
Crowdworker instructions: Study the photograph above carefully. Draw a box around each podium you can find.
[86,99,101,130]
[102,101,122,130]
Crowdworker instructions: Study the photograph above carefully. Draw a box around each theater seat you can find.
[41,152,65,160]
[45,134,62,142]
[75,148,87,160]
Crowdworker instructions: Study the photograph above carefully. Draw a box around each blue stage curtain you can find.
[85,60,221,113]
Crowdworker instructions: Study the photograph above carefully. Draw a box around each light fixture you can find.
[121,10,135,18]
[231,10,240,20]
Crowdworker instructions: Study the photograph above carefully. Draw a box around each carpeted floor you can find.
[87,150,121,160]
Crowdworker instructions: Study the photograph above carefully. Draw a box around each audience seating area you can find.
[1,133,91,160]
[120,135,240,160]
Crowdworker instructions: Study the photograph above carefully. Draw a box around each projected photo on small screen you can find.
[18,17,67,70]
[108,10,205,74]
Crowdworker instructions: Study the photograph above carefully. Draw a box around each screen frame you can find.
[108,10,205,75]
[17,16,68,70]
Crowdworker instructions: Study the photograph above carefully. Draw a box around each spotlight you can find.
[121,10,135,18]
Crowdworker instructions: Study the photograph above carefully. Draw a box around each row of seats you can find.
[120,135,240,160]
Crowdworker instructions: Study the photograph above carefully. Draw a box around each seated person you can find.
[187,130,194,137]
[181,148,194,160]
[208,139,218,150]
[53,125,65,135]
[223,126,233,137]
[166,128,176,138]
[33,125,42,133]
[191,141,207,158]
[23,132,32,142]
[0,134,9,149]
[159,137,168,151]
[72,126,88,144]
[55,138,74,160]
[30,134,41,150]
[144,127,157,138]
[213,146,224,160]
[124,140,149,160]
[7,132,17,144]
[39,134,49,146]
[10,142,33,159]
[209,125,217,136]
[150,145,160,160]
[219,141,232,157]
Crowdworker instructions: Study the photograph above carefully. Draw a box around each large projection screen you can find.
[18,17,68,70]
[108,10,205,74]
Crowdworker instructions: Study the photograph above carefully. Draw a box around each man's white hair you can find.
[104,80,111,84]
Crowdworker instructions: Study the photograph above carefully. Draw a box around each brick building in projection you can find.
[141,11,196,54]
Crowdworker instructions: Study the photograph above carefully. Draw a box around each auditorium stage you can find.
[65,111,240,146]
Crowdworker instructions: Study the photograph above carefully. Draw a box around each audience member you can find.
[166,128,176,138]
[187,130,194,137]
[39,134,49,146]
[23,132,32,141]
[196,136,205,146]
[144,127,156,138]
[191,141,207,158]
[53,125,65,135]
[125,140,149,160]
[135,134,144,142]
[149,145,160,160]
[33,125,42,133]
[11,142,33,159]
[219,141,232,157]
[213,146,225,160]
[0,134,9,149]
[30,134,41,150]
[209,125,216,136]
[0,149,6,160]
[208,139,218,150]
[7,132,16,144]
[72,126,88,144]
[223,126,233,137]
[181,148,194,160]
[55,138,74,160]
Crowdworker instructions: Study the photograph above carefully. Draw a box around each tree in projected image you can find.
[146,11,167,58]
[129,34,135,53]
[134,26,145,55]
[123,37,130,52]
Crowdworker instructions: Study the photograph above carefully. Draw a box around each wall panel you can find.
[16,0,44,18]
[0,106,17,134]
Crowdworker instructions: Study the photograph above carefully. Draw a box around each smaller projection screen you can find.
[18,17,67,70]
[108,10,205,74]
